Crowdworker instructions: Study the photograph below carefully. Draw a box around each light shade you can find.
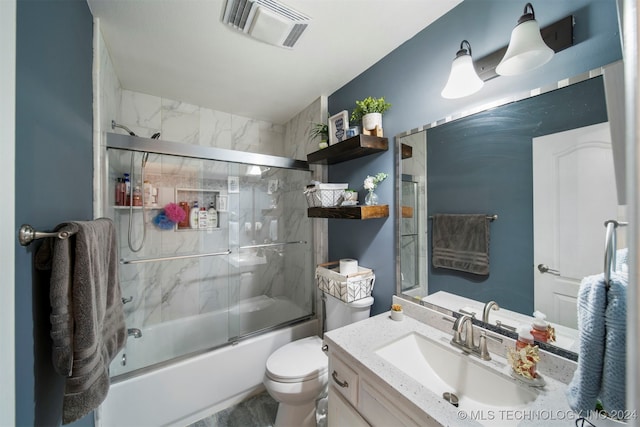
[246,165,262,176]
[496,3,554,76]
[441,40,484,99]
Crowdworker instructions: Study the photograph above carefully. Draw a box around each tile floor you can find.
[188,391,278,427]
[188,390,328,427]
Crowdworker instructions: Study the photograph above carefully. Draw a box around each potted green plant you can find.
[309,122,329,149]
[350,96,391,131]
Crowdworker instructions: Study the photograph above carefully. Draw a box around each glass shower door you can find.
[228,163,314,340]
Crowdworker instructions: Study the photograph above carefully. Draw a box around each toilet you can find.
[263,294,374,427]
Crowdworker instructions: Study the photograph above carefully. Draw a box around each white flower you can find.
[363,172,388,191]
[364,176,375,190]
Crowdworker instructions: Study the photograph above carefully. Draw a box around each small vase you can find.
[390,310,404,321]
[365,190,378,206]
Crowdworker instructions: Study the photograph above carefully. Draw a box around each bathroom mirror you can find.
[395,62,627,359]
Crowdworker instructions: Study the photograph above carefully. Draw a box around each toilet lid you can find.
[266,336,328,383]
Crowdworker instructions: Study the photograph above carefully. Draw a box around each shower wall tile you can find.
[284,96,326,161]
[162,99,200,145]
[98,33,121,133]
[161,259,201,322]
[259,121,285,157]
[120,90,162,136]
[200,108,232,149]
[231,116,260,153]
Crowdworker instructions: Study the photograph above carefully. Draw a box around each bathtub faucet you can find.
[127,328,142,338]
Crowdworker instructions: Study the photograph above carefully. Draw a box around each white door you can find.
[533,122,618,329]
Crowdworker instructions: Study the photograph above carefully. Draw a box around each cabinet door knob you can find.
[331,370,349,388]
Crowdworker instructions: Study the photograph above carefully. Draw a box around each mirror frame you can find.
[394,61,625,361]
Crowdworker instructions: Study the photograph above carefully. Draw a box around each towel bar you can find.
[603,219,629,288]
[429,214,498,221]
[121,250,232,264]
[18,224,77,246]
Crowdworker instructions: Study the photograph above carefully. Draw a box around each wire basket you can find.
[304,183,348,207]
[316,261,375,302]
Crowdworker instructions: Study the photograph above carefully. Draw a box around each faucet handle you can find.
[478,332,491,361]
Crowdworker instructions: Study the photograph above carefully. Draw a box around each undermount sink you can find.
[375,332,539,411]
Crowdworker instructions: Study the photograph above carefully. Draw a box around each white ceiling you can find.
[87,0,461,124]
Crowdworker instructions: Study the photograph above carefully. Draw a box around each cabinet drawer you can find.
[328,351,358,405]
[359,379,436,427]
[328,385,370,427]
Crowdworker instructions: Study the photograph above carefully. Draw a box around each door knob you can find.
[537,264,560,275]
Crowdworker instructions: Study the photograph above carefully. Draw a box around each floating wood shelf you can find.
[401,206,414,218]
[307,205,389,220]
[307,135,388,165]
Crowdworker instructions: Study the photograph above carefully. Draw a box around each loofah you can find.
[152,212,175,230]
[164,202,186,223]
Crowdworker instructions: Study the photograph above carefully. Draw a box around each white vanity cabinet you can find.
[327,347,436,427]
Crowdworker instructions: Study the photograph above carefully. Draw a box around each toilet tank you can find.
[325,293,374,331]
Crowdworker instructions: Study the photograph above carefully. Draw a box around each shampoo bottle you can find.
[198,207,208,229]
[207,202,218,229]
[190,201,200,229]
[123,173,131,205]
[531,311,549,342]
[143,180,153,206]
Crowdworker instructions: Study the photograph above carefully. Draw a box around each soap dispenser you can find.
[531,311,549,343]
[509,326,539,379]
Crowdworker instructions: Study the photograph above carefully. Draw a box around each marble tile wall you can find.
[96,28,324,338]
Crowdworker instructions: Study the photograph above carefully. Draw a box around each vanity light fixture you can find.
[440,40,484,99]
[495,3,554,76]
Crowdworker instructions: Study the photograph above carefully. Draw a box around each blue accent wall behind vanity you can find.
[328,0,622,315]
[15,0,94,425]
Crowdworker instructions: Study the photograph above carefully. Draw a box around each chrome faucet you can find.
[482,300,499,323]
[452,314,475,348]
[127,328,142,338]
[451,314,491,361]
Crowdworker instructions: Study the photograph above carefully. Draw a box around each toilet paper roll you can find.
[340,259,358,275]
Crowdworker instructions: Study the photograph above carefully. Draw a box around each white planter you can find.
[362,113,382,131]
[390,310,404,321]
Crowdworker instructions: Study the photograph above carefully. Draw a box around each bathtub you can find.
[96,296,317,427]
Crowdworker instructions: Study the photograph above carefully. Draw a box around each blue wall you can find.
[328,0,622,315]
[15,0,94,425]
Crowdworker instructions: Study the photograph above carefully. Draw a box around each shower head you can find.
[111,120,136,136]
[142,133,161,167]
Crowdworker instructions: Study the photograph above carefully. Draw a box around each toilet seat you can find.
[265,336,328,383]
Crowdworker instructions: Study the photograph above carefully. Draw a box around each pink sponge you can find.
[164,202,186,223]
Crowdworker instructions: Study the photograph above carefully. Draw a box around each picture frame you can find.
[328,110,349,145]
[227,176,239,193]
[216,195,228,212]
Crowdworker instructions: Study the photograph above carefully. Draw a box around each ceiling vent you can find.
[222,0,310,49]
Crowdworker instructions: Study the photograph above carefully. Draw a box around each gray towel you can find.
[432,214,490,275]
[36,218,126,424]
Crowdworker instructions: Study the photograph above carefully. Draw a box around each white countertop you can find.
[324,309,580,427]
